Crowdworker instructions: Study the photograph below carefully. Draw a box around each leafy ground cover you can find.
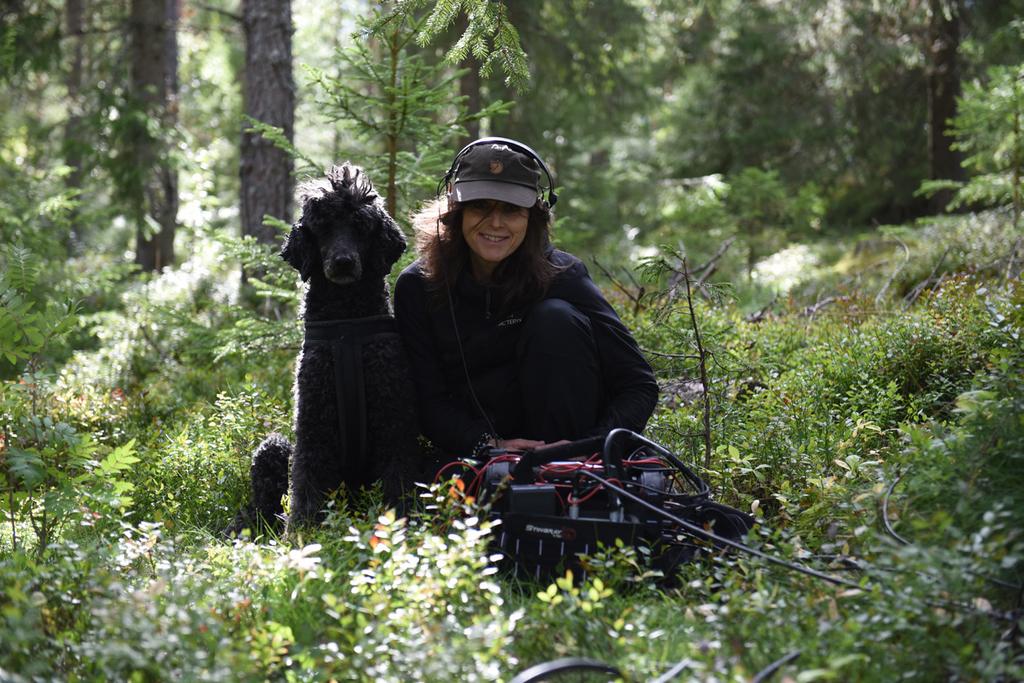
[1,215,1023,681]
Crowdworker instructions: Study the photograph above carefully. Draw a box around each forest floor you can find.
[1,210,1023,681]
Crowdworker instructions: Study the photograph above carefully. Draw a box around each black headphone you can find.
[439,136,559,208]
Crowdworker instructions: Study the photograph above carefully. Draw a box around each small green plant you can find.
[128,386,290,531]
[1,245,138,556]
[305,6,510,222]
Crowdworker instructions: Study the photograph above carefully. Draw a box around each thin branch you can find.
[695,265,718,290]
[801,295,838,319]
[623,266,643,291]
[138,323,174,367]
[667,240,733,305]
[194,3,242,23]
[642,348,701,360]
[2,426,16,552]
[591,258,646,313]
[668,237,735,301]
[1005,236,1023,282]
[681,258,713,470]
[875,238,910,305]
[695,236,736,286]
[651,424,710,442]
[904,246,951,308]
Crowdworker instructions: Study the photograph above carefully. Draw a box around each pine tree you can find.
[306,7,509,220]
[240,0,295,247]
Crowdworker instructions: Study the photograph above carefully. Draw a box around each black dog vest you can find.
[303,315,399,471]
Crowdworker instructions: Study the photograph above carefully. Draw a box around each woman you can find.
[394,138,658,458]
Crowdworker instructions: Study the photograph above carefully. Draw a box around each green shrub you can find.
[130,386,291,531]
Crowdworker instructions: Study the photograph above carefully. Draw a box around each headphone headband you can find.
[441,136,558,208]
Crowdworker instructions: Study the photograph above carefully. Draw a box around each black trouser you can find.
[495,298,602,443]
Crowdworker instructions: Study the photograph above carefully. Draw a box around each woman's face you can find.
[460,199,530,280]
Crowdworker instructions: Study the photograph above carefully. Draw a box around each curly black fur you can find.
[225,433,290,536]
[229,164,429,536]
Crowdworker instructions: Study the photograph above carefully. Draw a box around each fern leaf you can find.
[3,244,40,292]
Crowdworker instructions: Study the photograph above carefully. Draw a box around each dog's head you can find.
[281,164,407,284]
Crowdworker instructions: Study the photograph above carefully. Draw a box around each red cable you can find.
[433,459,480,484]
[567,477,622,505]
[467,454,520,497]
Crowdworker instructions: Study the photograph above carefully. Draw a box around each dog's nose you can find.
[331,254,356,273]
[325,252,362,284]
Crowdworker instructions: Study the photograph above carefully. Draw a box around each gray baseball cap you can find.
[452,143,542,208]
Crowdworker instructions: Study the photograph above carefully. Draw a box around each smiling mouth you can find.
[480,233,508,243]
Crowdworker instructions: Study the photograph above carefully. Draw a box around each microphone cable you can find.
[437,212,501,445]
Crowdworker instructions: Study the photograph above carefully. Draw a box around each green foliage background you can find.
[1,0,1023,680]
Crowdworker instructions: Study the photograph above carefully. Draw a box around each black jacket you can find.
[394,249,658,455]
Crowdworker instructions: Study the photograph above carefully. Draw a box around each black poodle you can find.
[231,164,425,534]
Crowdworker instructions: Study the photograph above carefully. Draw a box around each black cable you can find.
[649,657,694,683]
[438,214,501,443]
[883,469,1021,592]
[508,657,621,683]
[577,469,862,589]
[625,462,708,500]
[881,470,911,545]
[603,430,710,497]
[751,650,802,683]
[446,278,500,440]
[616,476,706,503]
[578,469,1021,622]
[494,432,1020,621]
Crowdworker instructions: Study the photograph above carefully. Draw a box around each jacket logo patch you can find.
[498,316,522,327]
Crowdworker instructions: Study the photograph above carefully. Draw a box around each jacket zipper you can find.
[485,287,491,320]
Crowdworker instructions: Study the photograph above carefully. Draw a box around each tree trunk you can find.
[240,0,295,246]
[130,0,178,272]
[926,0,963,213]
[64,0,86,253]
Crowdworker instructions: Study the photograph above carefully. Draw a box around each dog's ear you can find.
[281,221,316,282]
[370,212,407,275]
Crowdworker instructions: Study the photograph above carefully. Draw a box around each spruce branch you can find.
[375,0,531,92]
[243,117,324,177]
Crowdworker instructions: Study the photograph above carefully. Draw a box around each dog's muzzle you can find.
[324,252,362,284]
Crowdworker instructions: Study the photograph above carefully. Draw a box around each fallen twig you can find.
[801,295,838,318]
[904,247,951,308]
[1005,236,1023,281]
[745,293,779,323]
[875,238,910,305]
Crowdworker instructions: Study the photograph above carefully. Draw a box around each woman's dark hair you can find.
[411,196,559,311]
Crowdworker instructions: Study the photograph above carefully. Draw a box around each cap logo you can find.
[489,159,504,175]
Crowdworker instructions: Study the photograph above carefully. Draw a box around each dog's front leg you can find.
[288,347,346,528]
